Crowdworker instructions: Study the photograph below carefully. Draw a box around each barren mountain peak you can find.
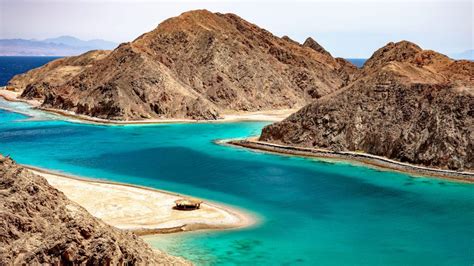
[260,40,474,171]
[364,40,427,69]
[150,9,239,34]
[303,37,331,56]
[9,10,353,121]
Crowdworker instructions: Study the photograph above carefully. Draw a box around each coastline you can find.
[36,106,296,125]
[0,87,295,125]
[24,165,257,235]
[3,86,471,183]
[223,138,474,183]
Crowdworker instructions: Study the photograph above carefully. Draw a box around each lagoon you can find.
[0,103,473,265]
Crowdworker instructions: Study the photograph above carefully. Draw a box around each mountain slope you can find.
[8,50,111,99]
[8,10,355,121]
[260,41,474,171]
[0,155,189,265]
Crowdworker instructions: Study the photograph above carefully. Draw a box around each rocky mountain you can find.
[8,50,111,99]
[0,155,189,265]
[260,41,474,171]
[0,36,117,56]
[303,37,331,57]
[7,10,355,121]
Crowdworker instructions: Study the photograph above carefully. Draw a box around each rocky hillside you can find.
[260,41,474,171]
[8,50,110,98]
[0,155,189,265]
[8,10,354,121]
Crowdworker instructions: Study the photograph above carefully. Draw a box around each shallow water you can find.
[0,102,473,265]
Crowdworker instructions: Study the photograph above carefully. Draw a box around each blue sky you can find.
[0,0,472,58]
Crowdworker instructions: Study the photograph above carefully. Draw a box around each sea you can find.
[346,58,366,68]
[0,57,473,265]
[0,56,61,86]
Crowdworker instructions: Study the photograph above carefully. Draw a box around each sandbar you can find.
[26,166,257,235]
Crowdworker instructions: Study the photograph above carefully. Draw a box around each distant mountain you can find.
[449,49,473,60]
[0,36,117,56]
[43,35,117,50]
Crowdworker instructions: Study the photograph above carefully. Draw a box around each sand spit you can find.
[225,138,474,183]
[26,166,257,235]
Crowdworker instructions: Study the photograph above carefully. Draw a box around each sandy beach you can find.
[224,138,474,183]
[0,87,294,124]
[26,166,256,235]
[0,88,41,107]
[36,106,295,125]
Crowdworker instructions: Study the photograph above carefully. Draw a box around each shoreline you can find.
[24,165,257,235]
[223,138,474,183]
[36,106,295,125]
[0,87,294,125]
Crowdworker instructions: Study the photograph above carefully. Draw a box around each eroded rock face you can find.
[303,37,331,57]
[260,41,474,171]
[8,10,355,121]
[0,155,189,265]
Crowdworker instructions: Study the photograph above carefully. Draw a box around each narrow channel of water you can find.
[1,103,473,265]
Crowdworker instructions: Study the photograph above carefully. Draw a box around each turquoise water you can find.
[0,103,473,265]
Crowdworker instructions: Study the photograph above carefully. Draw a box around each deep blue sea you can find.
[0,56,61,86]
[0,57,472,265]
[346,58,366,68]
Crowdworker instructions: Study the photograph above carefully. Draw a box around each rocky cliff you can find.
[260,41,474,171]
[8,10,354,121]
[0,155,189,265]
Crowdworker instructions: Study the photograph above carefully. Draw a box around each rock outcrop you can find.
[8,10,355,121]
[260,41,474,171]
[0,155,189,265]
[303,37,331,57]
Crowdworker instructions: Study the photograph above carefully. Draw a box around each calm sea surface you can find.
[0,56,61,86]
[346,58,366,68]
[0,57,472,265]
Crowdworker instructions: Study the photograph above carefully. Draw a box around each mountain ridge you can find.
[260,40,474,171]
[8,10,355,120]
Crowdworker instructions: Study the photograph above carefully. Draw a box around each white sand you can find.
[0,89,41,107]
[28,168,256,234]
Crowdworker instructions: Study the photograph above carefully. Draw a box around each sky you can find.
[0,0,472,58]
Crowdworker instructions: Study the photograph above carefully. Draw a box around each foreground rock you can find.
[8,10,354,121]
[261,41,474,171]
[0,155,189,265]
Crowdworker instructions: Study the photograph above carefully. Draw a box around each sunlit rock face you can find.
[8,10,355,121]
[261,41,474,171]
